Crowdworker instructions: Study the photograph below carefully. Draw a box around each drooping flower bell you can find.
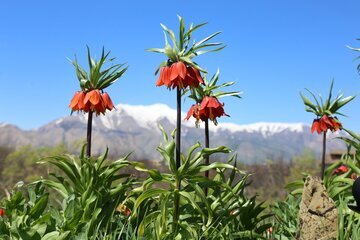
[311,115,342,134]
[69,90,115,116]
[185,97,228,125]
[185,103,204,127]
[199,96,228,125]
[156,61,204,90]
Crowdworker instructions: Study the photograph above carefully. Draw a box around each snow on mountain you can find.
[53,103,307,136]
[79,103,307,136]
[90,103,192,130]
[1,103,347,163]
[214,122,306,137]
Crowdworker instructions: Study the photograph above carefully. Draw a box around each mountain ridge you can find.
[0,103,346,163]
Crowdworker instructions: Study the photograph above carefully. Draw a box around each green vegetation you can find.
[2,14,360,240]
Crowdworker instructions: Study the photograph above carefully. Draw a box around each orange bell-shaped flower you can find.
[156,61,203,90]
[102,92,115,111]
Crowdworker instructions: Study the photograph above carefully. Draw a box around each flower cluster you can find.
[311,115,342,134]
[185,96,228,126]
[156,61,204,90]
[333,165,357,179]
[69,89,114,115]
[333,165,349,175]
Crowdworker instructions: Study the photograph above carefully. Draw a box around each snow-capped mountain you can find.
[213,122,305,137]
[0,103,346,163]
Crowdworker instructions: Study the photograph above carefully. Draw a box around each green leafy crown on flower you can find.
[300,80,355,118]
[69,46,128,92]
[148,15,225,74]
[188,69,242,103]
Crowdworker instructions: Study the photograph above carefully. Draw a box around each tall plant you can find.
[69,47,127,157]
[300,80,355,178]
[185,69,241,191]
[128,129,271,239]
[148,15,224,225]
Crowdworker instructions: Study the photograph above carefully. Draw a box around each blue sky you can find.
[1,1,360,131]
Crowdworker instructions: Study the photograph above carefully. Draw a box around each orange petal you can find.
[200,96,210,110]
[319,117,328,132]
[163,67,172,87]
[207,97,221,108]
[77,91,86,110]
[185,104,198,120]
[84,90,101,105]
[330,117,342,131]
[311,119,319,133]
[69,91,81,109]
[102,92,114,110]
[156,67,165,86]
[169,63,179,81]
[176,61,187,79]
[191,66,204,84]
[322,115,333,128]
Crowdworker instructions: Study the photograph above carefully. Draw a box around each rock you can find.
[297,176,338,240]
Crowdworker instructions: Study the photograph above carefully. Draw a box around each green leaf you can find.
[29,194,48,219]
[214,91,242,99]
[201,146,231,157]
[194,32,222,49]
[178,191,205,218]
[160,23,177,50]
[148,169,163,181]
[329,95,355,113]
[37,180,69,198]
[178,15,185,50]
[325,79,334,109]
[199,162,244,174]
[300,92,318,113]
[185,22,207,38]
[134,188,168,214]
[147,48,165,53]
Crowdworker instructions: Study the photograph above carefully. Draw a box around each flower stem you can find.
[321,131,327,179]
[204,118,210,196]
[173,86,181,228]
[173,178,180,231]
[176,87,181,169]
[86,111,93,157]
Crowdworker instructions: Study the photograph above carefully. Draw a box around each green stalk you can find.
[173,86,181,229]
[173,178,181,231]
[204,118,210,196]
[176,87,181,169]
[321,131,327,179]
[86,111,93,157]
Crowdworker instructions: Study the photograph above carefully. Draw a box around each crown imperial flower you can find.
[69,90,115,116]
[333,165,349,175]
[301,80,354,135]
[199,96,228,125]
[69,47,127,116]
[157,62,204,89]
[186,96,228,126]
[149,16,224,90]
[311,115,342,134]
